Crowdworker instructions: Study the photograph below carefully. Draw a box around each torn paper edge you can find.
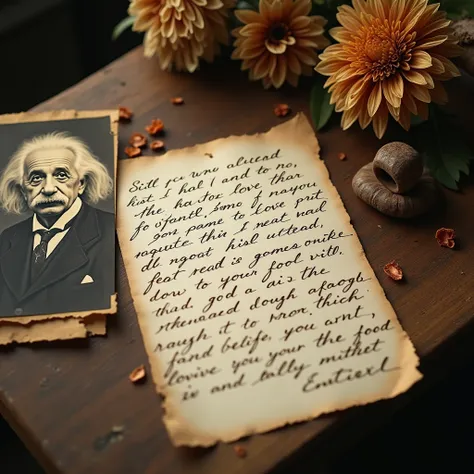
[0,110,118,342]
[117,113,423,447]
[0,110,118,324]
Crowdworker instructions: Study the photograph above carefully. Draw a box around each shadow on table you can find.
[2,350,474,474]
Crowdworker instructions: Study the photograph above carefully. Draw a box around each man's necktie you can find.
[31,228,63,280]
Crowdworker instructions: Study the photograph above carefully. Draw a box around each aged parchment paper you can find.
[117,114,422,446]
[0,110,118,344]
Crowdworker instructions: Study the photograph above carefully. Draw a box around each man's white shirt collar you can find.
[32,197,83,233]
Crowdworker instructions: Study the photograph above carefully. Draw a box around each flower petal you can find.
[253,53,271,79]
[372,103,389,139]
[290,0,312,19]
[417,100,429,120]
[408,83,431,103]
[430,81,448,104]
[419,70,434,88]
[415,35,448,50]
[345,78,367,109]
[391,73,404,98]
[358,106,371,129]
[287,51,302,75]
[336,7,363,32]
[292,47,318,66]
[235,9,262,24]
[432,55,461,79]
[402,93,418,115]
[341,106,360,130]
[265,39,287,54]
[329,27,353,44]
[239,23,266,37]
[387,102,400,121]
[367,81,382,117]
[272,55,287,88]
[382,78,402,108]
[428,56,445,75]
[398,105,411,131]
[411,50,432,69]
[402,69,427,85]
[316,58,345,75]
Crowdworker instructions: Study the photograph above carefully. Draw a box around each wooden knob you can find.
[373,142,423,194]
[352,163,439,218]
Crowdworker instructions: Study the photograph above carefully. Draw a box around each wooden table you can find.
[1,47,474,474]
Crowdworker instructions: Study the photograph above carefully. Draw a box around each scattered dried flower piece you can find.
[119,106,133,122]
[338,152,347,161]
[233,445,247,458]
[129,132,147,148]
[151,140,165,152]
[129,365,146,383]
[383,261,403,281]
[204,153,213,158]
[435,228,455,248]
[146,119,165,136]
[171,97,184,105]
[125,146,141,158]
[274,104,291,117]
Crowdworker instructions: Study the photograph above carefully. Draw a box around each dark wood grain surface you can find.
[1,47,474,474]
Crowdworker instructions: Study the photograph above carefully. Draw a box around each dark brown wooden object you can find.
[0,47,474,474]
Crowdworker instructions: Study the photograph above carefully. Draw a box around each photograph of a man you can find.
[0,116,115,318]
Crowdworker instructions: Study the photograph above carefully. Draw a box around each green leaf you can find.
[112,16,135,41]
[310,78,334,131]
[435,168,459,190]
[415,105,473,190]
[444,154,470,177]
[236,1,254,8]
[439,0,474,18]
[410,114,427,127]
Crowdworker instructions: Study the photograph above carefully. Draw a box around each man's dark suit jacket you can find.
[0,202,115,317]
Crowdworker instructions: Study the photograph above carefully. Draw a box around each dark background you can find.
[0,1,136,470]
[1,1,474,473]
[0,116,115,233]
[0,0,141,114]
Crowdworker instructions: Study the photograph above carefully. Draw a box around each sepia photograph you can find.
[0,114,116,318]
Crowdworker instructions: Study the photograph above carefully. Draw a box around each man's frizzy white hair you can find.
[0,132,113,214]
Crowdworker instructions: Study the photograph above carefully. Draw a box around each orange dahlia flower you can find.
[315,0,462,138]
[232,0,330,89]
[129,0,234,72]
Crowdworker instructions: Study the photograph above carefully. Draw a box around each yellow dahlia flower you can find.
[315,0,463,138]
[232,0,330,89]
[129,0,234,72]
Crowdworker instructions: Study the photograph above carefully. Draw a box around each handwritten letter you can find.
[117,114,422,446]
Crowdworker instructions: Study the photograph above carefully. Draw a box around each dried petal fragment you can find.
[274,104,291,117]
[125,146,141,158]
[119,106,133,122]
[151,140,165,152]
[129,364,146,383]
[383,261,403,281]
[171,97,184,105]
[129,133,147,148]
[146,119,165,136]
[338,152,347,161]
[435,228,455,248]
[233,445,247,458]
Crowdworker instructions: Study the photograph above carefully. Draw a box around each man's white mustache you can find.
[32,197,66,206]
